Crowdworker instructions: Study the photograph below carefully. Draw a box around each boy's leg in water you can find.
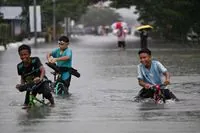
[144,38,148,49]
[163,89,179,101]
[140,37,143,49]
[24,91,30,105]
[122,41,126,48]
[21,83,35,106]
[118,41,121,47]
[40,82,55,105]
[64,76,72,95]
[135,88,154,100]
[141,38,145,49]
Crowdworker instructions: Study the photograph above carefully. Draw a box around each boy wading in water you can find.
[16,44,55,107]
[46,36,73,95]
[136,49,178,101]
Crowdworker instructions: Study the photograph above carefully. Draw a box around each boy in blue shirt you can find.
[136,49,178,101]
[46,36,72,94]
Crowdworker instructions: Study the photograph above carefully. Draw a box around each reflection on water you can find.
[18,106,51,126]
[137,100,166,111]
[22,106,50,119]
[1,36,200,133]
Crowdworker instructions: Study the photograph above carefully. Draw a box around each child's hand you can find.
[16,84,24,92]
[33,77,41,84]
[144,83,152,89]
[50,58,57,63]
[164,80,170,86]
[48,56,57,63]
[48,56,54,63]
[16,84,21,90]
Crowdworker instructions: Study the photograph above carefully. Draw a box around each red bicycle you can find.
[151,84,166,104]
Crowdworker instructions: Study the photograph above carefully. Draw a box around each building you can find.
[0,6,23,36]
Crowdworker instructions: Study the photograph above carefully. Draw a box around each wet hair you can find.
[138,48,151,56]
[58,36,69,43]
[18,44,31,54]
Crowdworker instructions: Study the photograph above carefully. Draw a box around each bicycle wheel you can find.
[55,83,65,95]
[28,94,36,107]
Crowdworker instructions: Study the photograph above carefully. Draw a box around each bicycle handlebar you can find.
[45,62,61,73]
[26,80,51,92]
[45,62,80,78]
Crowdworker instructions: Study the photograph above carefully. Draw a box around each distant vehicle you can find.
[71,27,85,35]
[84,26,96,35]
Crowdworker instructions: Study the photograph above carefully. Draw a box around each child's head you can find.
[18,44,31,63]
[58,36,69,50]
[138,49,152,66]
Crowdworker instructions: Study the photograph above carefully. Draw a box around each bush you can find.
[0,23,10,45]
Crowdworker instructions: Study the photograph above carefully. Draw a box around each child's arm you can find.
[48,56,70,64]
[39,65,45,80]
[138,79,152,89]
[137,65,152,89]
[16,76,25,90]
[54,56,70,61]
[33,65,46,83]
[163,72,170,85]
[47,52,52,62]
[51,49,71,63]
[20,76,25,84]
[157,61,170,85]
[33,56,46,83]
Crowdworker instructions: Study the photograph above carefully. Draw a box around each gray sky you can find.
[102,1,139,26]
[115,7,139,26]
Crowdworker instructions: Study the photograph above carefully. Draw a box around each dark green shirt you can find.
[17,57,42,83]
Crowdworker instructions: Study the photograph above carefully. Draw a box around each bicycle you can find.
[29,81,50,106]
[18,80,50,109]
[135,84,173,104]
[150,84,166,104]
[45,62,68,96]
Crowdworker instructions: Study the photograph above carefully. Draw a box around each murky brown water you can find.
[0,35,200,133]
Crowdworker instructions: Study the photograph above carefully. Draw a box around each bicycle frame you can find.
[151,85,166,104]
[46,63,66,96]
[26,81,49,108]
[28,92,46,107]
[49,71,66,96]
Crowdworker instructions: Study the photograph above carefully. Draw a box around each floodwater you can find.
[0,35,200,133]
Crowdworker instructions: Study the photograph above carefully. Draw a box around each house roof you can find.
[0,6,22,20]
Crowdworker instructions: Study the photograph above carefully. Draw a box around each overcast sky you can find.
[102,1,139,26]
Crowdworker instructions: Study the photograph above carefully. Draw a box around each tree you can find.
[110,0,200,41]
[3,0,89,37]
[0,23,10,49]
[4,0,44,37]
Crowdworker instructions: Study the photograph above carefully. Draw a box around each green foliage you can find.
[0,23,10,45]
[3,0,88,33]
[110,0,134,8]
[0,12,3,22]
[110,0,200,40]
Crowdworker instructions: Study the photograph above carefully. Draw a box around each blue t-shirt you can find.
[137,60,167,85]
[51,48,72,80]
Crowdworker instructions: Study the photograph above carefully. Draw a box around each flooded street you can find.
[0,35,200,133]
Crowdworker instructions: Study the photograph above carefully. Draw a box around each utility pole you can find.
[64,17,67,36]
[33,0,37,45]
[52,0,56,41]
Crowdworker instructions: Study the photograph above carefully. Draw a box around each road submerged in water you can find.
[0,35,200,133]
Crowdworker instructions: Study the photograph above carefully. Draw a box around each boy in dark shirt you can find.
[16,44,54,107]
